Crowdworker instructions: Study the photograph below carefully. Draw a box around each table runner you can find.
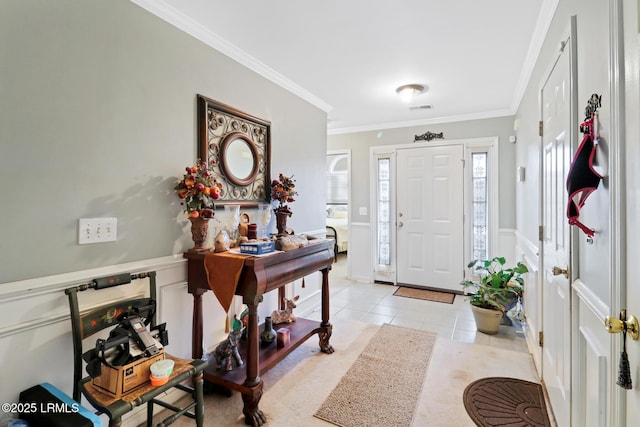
[203,251,249,331]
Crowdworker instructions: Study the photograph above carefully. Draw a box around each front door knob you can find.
[552,266,569,278]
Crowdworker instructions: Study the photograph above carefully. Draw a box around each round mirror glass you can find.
[225,137,255,181]
[219,132,260,187]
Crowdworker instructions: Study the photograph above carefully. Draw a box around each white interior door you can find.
[625,0,640,424]
[540,32,572,427]
[396,144,463,292]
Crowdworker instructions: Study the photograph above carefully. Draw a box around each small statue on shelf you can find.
[213,328,243,371]
[271,295,300,324]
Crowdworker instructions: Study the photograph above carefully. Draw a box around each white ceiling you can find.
[132,0,557,134]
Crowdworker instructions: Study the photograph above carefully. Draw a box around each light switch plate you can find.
[78,217,117,244]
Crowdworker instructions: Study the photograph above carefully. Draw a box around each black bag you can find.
[19,383,101,427]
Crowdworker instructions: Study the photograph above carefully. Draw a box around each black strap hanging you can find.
[616,318,633,390]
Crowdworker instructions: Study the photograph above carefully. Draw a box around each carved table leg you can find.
[319,267,335,353]
[191,289,205,359]
[242,298,265,425]
[319,323,334,354]
[242,388,266,426]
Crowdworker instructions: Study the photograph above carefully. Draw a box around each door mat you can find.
[463,377,552,427]
[314,324,437,427]
[393,287,456,304]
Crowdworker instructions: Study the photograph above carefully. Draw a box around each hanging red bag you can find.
[566,115,603,238]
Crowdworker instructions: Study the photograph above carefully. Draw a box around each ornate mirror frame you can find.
[197,95,271,206]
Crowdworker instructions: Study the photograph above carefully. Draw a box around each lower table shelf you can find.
[202,317,322,391]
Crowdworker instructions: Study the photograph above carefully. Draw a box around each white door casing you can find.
[540,25,574,427]
[396,144,464,291]
[622,0,640,425]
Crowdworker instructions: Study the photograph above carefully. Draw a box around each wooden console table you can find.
[184,241,334,426]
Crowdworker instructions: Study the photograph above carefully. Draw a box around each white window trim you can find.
[464,139,499,270]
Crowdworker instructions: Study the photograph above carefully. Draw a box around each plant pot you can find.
[471,305,503,335]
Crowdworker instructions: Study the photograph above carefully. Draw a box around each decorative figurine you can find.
[271,295,300,324]
[213,328,243,371]
[214,229,231,253]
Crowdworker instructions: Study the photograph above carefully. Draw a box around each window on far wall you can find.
[326,153,348,205]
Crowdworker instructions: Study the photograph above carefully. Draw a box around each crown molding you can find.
[128,0,333,113]
[509,0,560,113]
[327,108,515,136]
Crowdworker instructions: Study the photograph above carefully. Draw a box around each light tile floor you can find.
[306,253,528,354]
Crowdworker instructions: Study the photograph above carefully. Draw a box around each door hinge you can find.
[539,331,544,347]
[538,225,544,241]
[538,120,543,137]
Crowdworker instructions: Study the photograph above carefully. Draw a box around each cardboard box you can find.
[92,350,165,398]
[240,240,275,255]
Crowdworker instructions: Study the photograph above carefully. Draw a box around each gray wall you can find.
[516,0,615,306]
[0,0,327,283]
[327,116,517,228]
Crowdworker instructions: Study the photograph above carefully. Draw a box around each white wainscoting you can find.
[514,230,541,374]
[0,255,210,426]
[282,229,325,318]
[348,222,372,282]
[348,225,519,286]
[0,237,327,427]
[497,228,517,263]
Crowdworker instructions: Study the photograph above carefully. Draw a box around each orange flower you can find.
[175,159,219,216]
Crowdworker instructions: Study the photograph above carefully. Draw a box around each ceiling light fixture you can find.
[396,84,424,103]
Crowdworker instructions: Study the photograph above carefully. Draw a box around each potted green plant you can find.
[460,257,528,334]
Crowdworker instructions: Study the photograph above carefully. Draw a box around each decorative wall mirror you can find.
[197,95,271,206]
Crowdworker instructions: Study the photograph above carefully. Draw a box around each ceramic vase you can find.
[188,217,209,252]
[260,316,276,345]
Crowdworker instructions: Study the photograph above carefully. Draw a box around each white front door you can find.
[540,29,573,427]
[396,144,464,292]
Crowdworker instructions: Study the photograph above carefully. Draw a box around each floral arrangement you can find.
[271,173,297,215]
[175,159,222,218]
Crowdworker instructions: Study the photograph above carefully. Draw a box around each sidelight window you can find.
[377,158,392,266]
[471,152,488,260]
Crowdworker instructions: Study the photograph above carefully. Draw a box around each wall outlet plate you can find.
[78,217,117,244]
